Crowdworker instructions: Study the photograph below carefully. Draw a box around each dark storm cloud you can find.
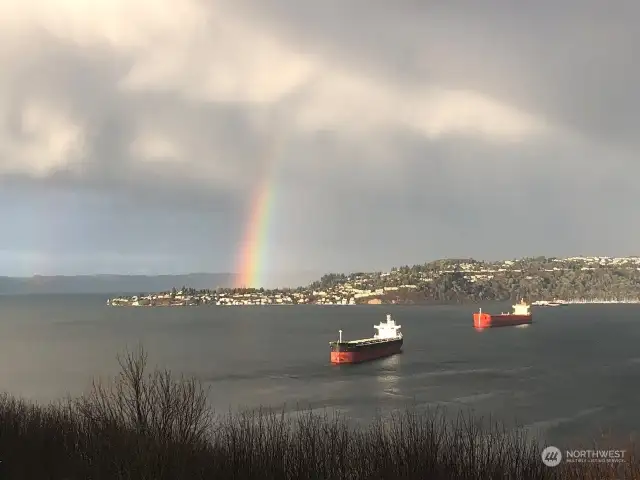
[236,0,640,147]
[272,135,615,272]
[0,0,638,278]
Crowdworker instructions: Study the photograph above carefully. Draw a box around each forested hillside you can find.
[309,256,640,303]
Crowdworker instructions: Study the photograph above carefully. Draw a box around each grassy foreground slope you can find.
[0,347,636,479]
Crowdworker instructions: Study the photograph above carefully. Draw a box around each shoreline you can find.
[107,295,640,307]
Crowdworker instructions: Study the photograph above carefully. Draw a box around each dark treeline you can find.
[0,346,637,479]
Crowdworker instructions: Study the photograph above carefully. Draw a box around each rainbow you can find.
[234,128,287,288]
[235,176,274,288]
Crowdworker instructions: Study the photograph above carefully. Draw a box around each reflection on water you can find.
[376,354,401,396]
[474,324,531,333]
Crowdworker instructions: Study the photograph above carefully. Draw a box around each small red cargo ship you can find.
[330,313,403,364]
[473,299,532,329]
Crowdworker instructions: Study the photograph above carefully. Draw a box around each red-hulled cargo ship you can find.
[329,313,403,364]
[473,299,532,329]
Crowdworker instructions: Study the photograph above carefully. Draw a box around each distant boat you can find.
[473,299,532,328]
[532,300,550,306]
[532,299,567,307]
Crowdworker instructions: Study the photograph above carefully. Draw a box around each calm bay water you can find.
[1,294,639,447]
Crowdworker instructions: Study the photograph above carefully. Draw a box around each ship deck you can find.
[329,336,402,347]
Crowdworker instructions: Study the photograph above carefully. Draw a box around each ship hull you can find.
[473,312,532,329]
[330,338,403,364]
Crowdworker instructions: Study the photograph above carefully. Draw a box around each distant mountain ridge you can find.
[0,273,238,295]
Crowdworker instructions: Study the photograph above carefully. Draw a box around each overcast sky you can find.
[0,1,638,281]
